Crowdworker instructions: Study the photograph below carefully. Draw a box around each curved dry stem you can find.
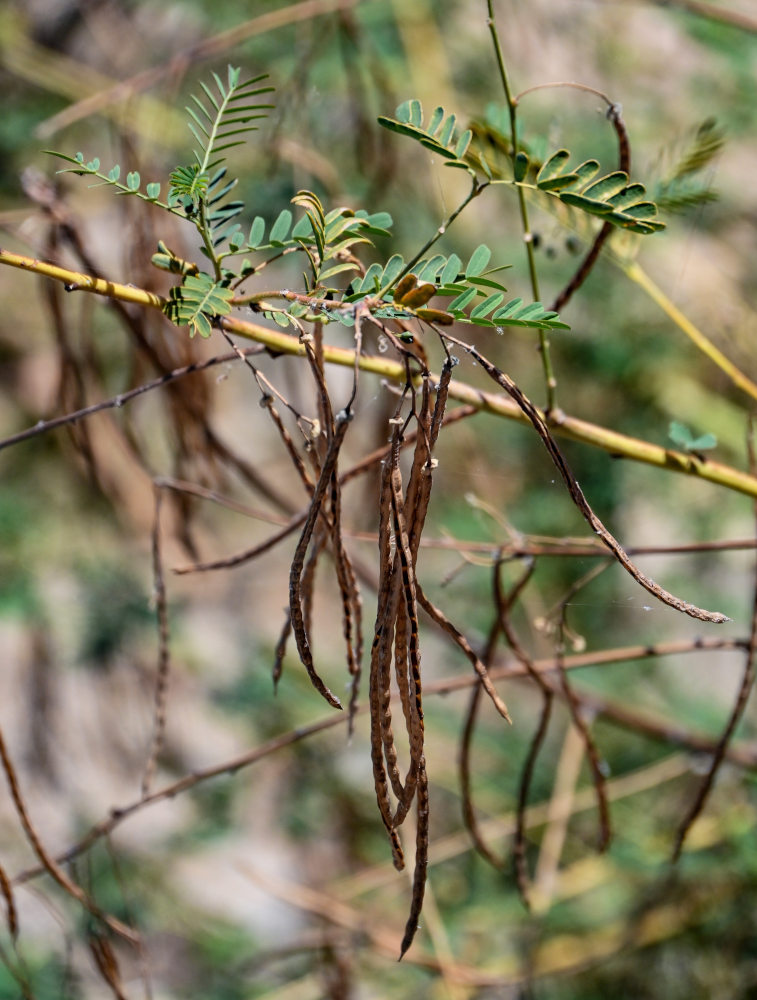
[443,331,730,624]
[141,486,172,798]
[0,724,137,943]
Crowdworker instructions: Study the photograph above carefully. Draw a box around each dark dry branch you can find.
[169,409,465,576]
[548,97,630,317]
[0,723,137,943]
[141,485,172,798]
[416,584,511,722]
[221,328,320,440]
[0,348,265,454]
[0,863,18,942]
[12,634,756,890]
[552,562,614,852]
[490,557,555,906]
[442,332,730,624]
[88,932,128,1000]
[671,435,757,859]
[173,509,309,573]
[259,392,315,495]
[459,600,506,871]
[273,609,293,691]
[368,447,406,865]
[514,694,554,909]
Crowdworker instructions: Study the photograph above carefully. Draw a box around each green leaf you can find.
[537,172,579,192]
[166,273,234,339]
[408,99,423,127]
[318,261,359,283]
[271,311,291,328]
[470,292,505,319]
[185,67,275,175]
[439,114,457,147]
[428,106,445,136]
[607,183,647,209]
[396,100,413,124]
[146,182,161,199]
[448,287,477,312]
[558,191,614,215]
[126,171,140,191]
[108,165,120,182]
[617,201,658,219]
[291,214,315,240]
[416,254,447,282]
[466,244,492,277]
[536,149,570,185]
[358,262,384,293]
[581,171,629,201]
[269,208,293,244]
[466,275,508,291]
[514,151,529,182]
[669,421,717,452]
[439,253,462,287]
[565,159,601,190]
[381,254,406,288]
[169,163,209,204]
[248,216,265,247]
[455,129,472,159]
[493,297,522,317]
[356,209,393,233]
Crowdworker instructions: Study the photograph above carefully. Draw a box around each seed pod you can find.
[416,307,454,325]
[393,273,418,303]
[399,283,437,308]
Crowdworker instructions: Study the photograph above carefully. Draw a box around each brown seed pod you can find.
[393,273,418,303]
[398,282,437,308]
[416,307,454,325]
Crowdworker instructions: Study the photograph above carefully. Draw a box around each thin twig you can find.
[0,724,137,942]
[442,330,730,624]
[141,485,172,798]
[671,420,757,859]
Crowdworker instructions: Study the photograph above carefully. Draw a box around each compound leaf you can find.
[165,273,233,339]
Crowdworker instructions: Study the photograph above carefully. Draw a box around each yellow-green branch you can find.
[0,249,165,309]
[3,247,757,499]
[624,260,757,404]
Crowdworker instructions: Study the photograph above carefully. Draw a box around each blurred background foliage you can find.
[1,0,757,997]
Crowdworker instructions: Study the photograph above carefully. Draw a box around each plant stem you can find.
[624,260,757,403]
[197,202,223,282]
[0,248,165,308]
[486,0,557,412]
[4,247,757,499]
[377,179,486,298]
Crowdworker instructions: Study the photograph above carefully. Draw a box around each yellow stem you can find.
[624,260,757,404]
[0,249,165,309]
[4,248,757,499]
